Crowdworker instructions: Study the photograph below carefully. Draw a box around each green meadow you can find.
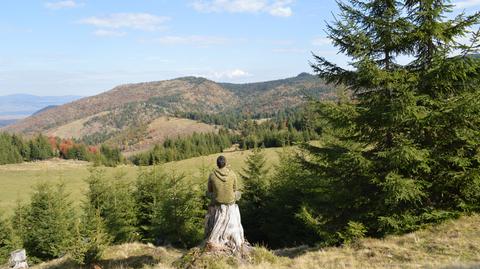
[0,148,283,215]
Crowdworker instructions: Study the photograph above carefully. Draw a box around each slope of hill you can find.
[3,73,333,152]
[30,214,480,268]
[31,105,59,116]
[120,116,219,155]
[2,78,238,135]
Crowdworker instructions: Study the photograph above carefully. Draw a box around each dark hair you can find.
[217,155,226,168]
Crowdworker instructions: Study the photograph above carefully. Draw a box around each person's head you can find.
[217,155,226,168]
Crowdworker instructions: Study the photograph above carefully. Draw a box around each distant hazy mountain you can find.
[0,119,18,128]
[0,94,82,118]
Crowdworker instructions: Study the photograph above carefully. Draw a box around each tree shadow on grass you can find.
[273,245,312,258]
[99,255,158,268]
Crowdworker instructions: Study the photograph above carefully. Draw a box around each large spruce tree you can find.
[297,0,480,242]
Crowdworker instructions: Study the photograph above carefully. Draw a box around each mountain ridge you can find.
[3,73,335,152]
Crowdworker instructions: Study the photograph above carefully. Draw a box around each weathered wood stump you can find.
[177,201,252,268]
[204,203,251,256]
[9,249,28,269]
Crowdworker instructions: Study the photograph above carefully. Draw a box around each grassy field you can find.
[31,214,480,269]
[0,147,283,215]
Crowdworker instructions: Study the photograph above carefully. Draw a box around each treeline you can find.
[175,111,244,129]
[0,166,206,265]
[130,130,233,165]
[1,106,319,167]
[0,133,55,164]
[130,110,320,166]
[0,133,123,167]
[175,107,314,131]
[236,109,320,149]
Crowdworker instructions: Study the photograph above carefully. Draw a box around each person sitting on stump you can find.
[205,155,247,253]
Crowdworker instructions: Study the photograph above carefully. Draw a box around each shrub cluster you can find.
[0,166,206,266]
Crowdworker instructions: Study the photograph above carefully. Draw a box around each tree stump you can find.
[9,249,28,269]
[204,204,251,256]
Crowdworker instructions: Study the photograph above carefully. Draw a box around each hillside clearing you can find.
[47,112,109,139]
[123,116,219,155]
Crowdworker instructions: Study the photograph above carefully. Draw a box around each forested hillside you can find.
[1,73,333,155]
[3,73,333,135]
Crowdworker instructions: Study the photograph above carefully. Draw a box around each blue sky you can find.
[0,0,479,96]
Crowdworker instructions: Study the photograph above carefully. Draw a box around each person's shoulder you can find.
[227,166,237,176]
[209,168,218,176]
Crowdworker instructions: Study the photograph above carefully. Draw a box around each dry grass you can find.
[47,112,109,139]
[28,214,480,269]
[241,214,480,269]
[32,243,182,269]
[123,116,219,155]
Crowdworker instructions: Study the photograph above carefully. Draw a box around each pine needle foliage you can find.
[150,173,205,248]
[298,0,480,243]
[84,168,139,243]
[239,147,271,245]
[134,166,169,242]
[14,183,76,262]
[0,213,16,265]
[134,167,205,248]
[70,207,111,265]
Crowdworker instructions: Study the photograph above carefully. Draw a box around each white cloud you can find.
[45,0,82,10]
[268,1,292,17]
[453,0,480,9]
[154,35,233,46]
[312,37,331,46]
[79,13,170,31]
[93,29,126,37]
[192,69,252,80]
[222,69,251,79]
[191,0,294,17]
